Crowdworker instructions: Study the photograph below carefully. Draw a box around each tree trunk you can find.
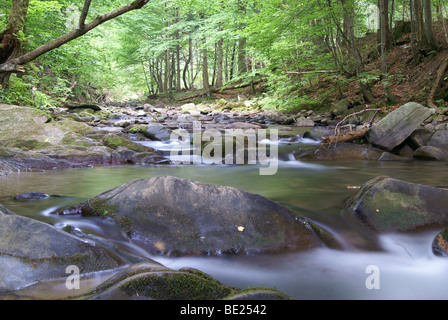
[423,0,438,50]
[380,0,388,75]
[175,8,181,92]
[380,0,395,103]
[229,42,236,80]
[438,0,448,45]
[189,36,194,89]
[202,44,210,95]
[414,0,427,49]
[183,42,191,90]
[238,38,247,75]
[377,0,393,49]
[0,0,30,87]
[343,0,376,103]
[216,35,224,88]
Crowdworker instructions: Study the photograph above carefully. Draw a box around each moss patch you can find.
[1,252,91,269]
[80,199,134,232]
[120,271,232,300]
[61,133,95,147]
[362,190,426,231]
[128,126,158,140]
[11,139,51,150]
[103,134,153,153]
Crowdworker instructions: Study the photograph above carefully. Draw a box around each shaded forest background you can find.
[1,0,448,114]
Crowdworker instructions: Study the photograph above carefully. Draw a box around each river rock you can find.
[87,262,290,300]
[346,176,448,232]
[294,117,315,127]
[432,229,448,257]
[367,102,432,151]
[0,204,127,293]
[426,129,448,148]
[64,102,102,111]
[303,127,333,140]
[293,143,384,161]
[409,128,435,148]
[13,192,50,201]
[413,146,448,160]
[73,176,335,256]
[0,149,86,176]
[0,104,122,171]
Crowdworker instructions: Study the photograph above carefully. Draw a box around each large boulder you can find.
[0,104,167,174]
[0,104,93,148]
[346,176,448,232]
[0,204,127,293]
[68,176,337,255]
[367,102,432,151]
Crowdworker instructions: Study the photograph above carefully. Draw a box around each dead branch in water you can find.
[322,107,382,145]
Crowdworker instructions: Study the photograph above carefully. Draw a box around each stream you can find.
[1,138,448,300]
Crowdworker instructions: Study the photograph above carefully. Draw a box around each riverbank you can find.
[1,97,448,177]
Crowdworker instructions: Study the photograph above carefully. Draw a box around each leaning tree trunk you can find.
[0,0,30,88]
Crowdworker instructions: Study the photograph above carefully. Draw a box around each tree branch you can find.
[79,0,92,29]
[322,107,382,145]
[0,0,149,70]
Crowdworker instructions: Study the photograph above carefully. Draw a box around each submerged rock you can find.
[293,143,384,161]
[71,176,338,256]
[346,176,448,232]
[13,192,50,201]
[0,204,127,293]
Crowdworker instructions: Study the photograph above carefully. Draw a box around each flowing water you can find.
[1,138,448,300]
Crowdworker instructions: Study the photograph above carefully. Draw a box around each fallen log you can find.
[321,126,370,145]
[321,107,382,145]
[175,79,265,102]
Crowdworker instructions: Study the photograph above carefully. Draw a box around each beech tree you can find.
[0,0,150,88]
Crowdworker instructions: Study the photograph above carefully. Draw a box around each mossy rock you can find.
[127,125,160,140]
[89,270,232,300]
[102,134,154,153]
[225,288,292,300]
[64,176,336,256]
[347,176,448,232]
[61,132,97,147]
[11,139,51,151]
[87,263,291,300]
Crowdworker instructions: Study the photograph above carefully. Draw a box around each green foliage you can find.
[0,73,58,111]
[0,0,412,105]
